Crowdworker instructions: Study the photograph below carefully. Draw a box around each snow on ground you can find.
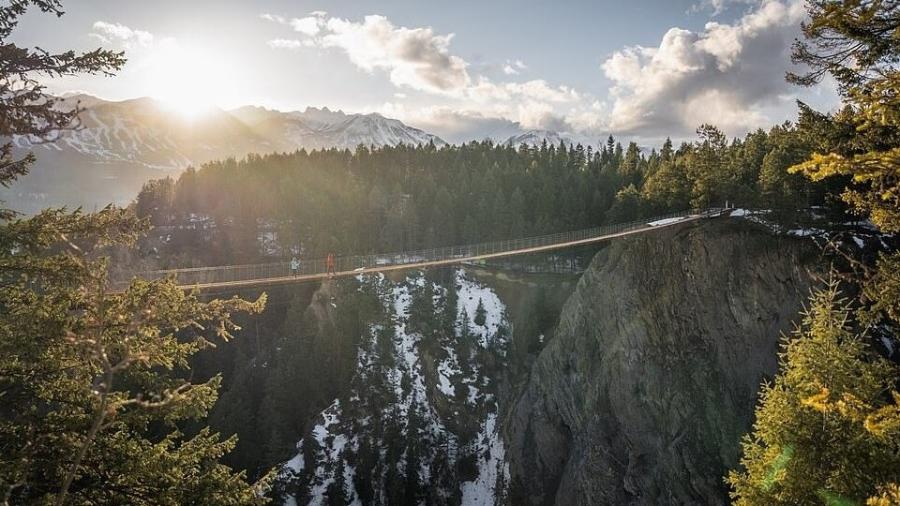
[460,413,509,505]
[306,401,345,504]
[283,439,306,474]
[281,269,510,504]
[647,216,685,226]
[787,228,826,237]
[456,269,507,348]
[382,275,451,441]
[437,344,461,397]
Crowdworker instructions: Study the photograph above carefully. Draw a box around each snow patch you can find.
[647,216,685,226]
[456,270,507,348]
[460,413,509,505]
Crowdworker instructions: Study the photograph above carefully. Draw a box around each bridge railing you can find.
[123,208,721,288]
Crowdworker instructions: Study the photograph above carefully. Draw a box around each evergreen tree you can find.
[0,3,269,503]
[474,298,487,327]
[732,2,900,504]
[325,453,350,506]
[606,184,643,223]
[727,287,900,505]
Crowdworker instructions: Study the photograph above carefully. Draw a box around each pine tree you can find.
[474,298,487,327]
[727,287,900,505]
[732,3,900,504]
[325,452,350,506]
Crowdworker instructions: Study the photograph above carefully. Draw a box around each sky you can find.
[16,0,842,144]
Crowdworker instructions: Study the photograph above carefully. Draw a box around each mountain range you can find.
[3,94,587,213]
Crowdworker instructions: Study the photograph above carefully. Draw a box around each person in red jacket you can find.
[326,253,336,277]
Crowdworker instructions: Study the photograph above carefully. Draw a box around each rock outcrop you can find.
[505,218,821,505]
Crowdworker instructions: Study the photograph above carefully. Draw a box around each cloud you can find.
[394,107,525,144]
[464,78,580,112]
[267,38,308,50]
[290,16,323,36]
[602,0,812,137]
[266,13,471,94]
[503,59,527,75]
[90,21,154,47]
[691,0,760,15]
[260,13,286,24]
[263,13,594,136]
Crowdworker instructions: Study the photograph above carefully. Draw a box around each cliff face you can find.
[505,219,820,505]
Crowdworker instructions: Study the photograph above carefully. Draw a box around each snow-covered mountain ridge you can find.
[3,95,447,212]
[12,96,446,167]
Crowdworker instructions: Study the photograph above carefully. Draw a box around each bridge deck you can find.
[160,211,713,291]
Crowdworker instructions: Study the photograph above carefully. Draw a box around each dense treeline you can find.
[135,116,842,267]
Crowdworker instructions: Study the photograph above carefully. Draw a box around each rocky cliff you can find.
[505,218,821,505]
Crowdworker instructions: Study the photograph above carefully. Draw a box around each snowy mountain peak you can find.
[504,129,579,148]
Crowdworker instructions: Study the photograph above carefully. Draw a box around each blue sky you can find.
[17,0,841,143]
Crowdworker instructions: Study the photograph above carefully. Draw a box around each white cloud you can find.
[384,106,524,144]
[90,21,154,48]
[290,16,323,36]
[265,13,471,94]
[267,38,307,50]
[262,13,597,137]
[260,13,286,24]
[502,59,527,75]
[602,0,814,137]
[691,0,760,15]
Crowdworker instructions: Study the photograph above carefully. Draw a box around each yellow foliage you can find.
[868,483,900,506]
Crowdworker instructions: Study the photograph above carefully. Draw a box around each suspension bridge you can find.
[125,208,725,292]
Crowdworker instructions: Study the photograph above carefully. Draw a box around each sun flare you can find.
[144,42,234,118]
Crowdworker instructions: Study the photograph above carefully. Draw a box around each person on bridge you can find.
[290,256,300,277]
[326,253,336,277]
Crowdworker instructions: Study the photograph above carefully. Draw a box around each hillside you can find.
[2,96,446,213]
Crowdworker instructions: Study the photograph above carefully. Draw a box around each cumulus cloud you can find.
[603,0,811,137]
[266,13,470,94]
[90,21,154,47]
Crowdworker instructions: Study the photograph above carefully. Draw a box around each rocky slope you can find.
[505,218,821,505]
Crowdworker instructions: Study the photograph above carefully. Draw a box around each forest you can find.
[132,114,843,267]
[2,0,899,504]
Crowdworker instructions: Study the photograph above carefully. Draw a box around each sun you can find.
[144,42,235,119]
